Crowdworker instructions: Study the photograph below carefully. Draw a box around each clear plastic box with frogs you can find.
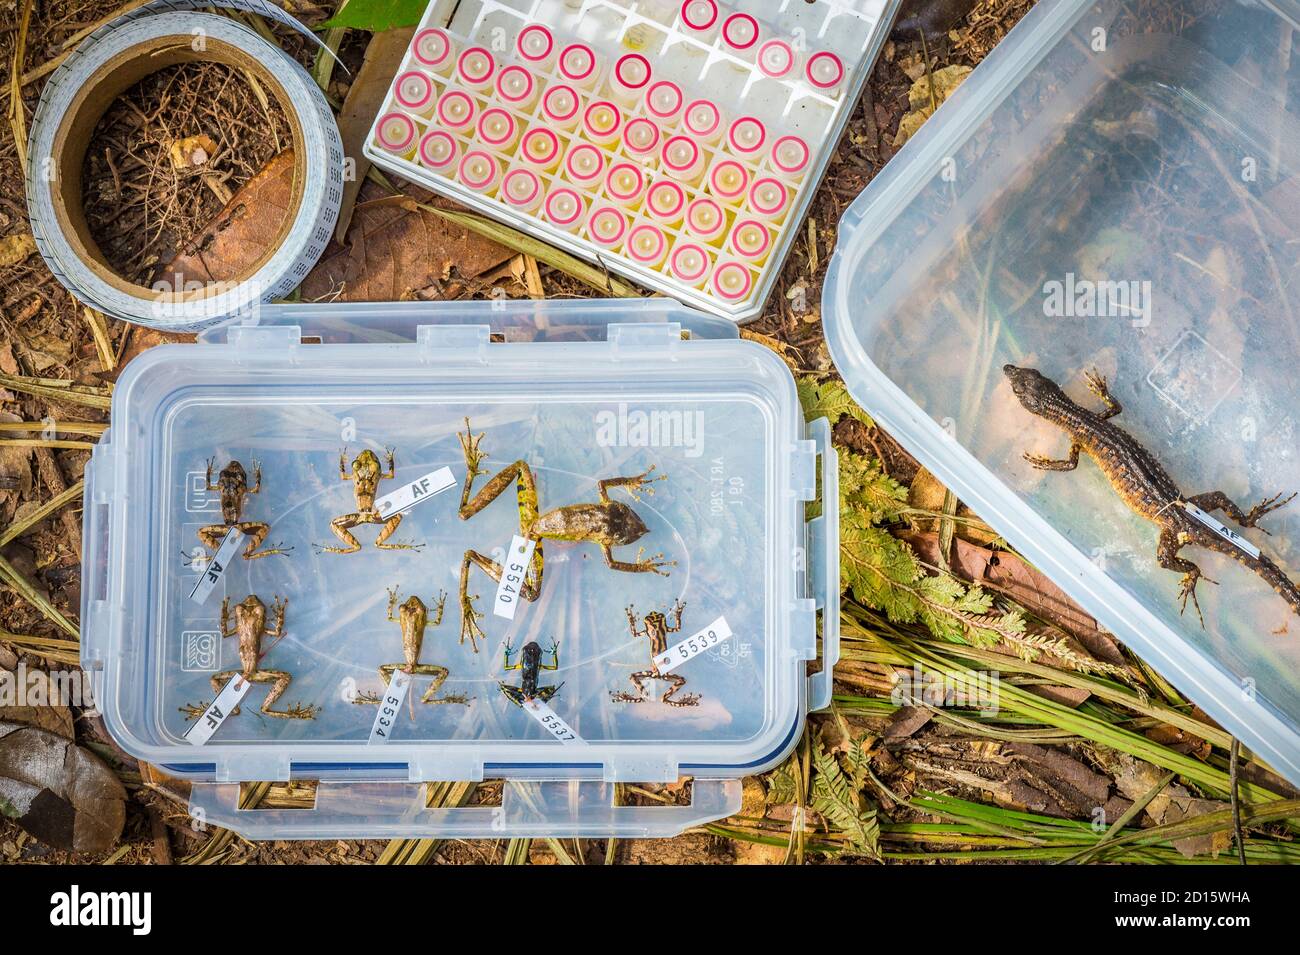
[81,299,838,838]
[824,0,1300,785]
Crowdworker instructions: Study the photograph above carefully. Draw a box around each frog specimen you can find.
[317,446,424,554]
[1005,365,1300,623]
[610,600,699,707]
[181,594,317,721]
[499,640,563,706]
[354,588,469,706]
[192,458,290,562]
[455,418,674,651]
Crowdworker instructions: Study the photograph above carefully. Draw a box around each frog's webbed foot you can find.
[610,690,648,704]
[1177,572,1216,628]
[664,692,701,708]
[1084,369,1122,418]
[1245,491,1298,531]
[639,547,676,577]
[606,464,667,502]
[458,418,488,479]
[352,691,382,706]
[459,592,486,653]
[280,702,319,720]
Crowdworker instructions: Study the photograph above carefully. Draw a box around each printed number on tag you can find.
[375,467,456,517]
[185,675,251,746]
[493,535,537,619]
[188,528,245,604]
[1182,502,1262,559]
[655,615,734,673]
[523,699,585,745]
[369,670,412,743]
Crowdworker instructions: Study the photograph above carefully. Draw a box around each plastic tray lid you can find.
[82,299,839,839]
[824,0,1300,785]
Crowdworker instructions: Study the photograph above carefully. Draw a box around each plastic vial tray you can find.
[364,0,897,322]
[824,0,1300,785]
[81,299,838,839]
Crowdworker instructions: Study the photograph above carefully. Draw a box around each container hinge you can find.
[603,754,679,784]
[788,598,818,660]
[416,324,490,363]
[609,322,683,358]
[225,324,302,352]
[406,753,485,783]
[215,753,291,784]
[790,438,817,500]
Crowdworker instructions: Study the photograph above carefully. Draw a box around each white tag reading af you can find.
[523,698,585,745]
[375,466,456,517]
[1181,502,1262,559]
[493,535,536,619]
[655,615,734,673]
[185,674,251,745]
[188,528,244,604]
[368,669,412,744]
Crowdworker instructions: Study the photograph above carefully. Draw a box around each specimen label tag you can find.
[523,698,585,745]
[655,615,734,673]
[493,535,536,619]
[1181,502,1261,559]
[375,466,456,517]
[368,670,411,744]
[188,528,244,604]
[185,674,251,746]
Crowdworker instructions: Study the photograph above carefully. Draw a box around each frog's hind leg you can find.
[659,674,700,708]
[179,670,241,720]
[459,543,544,651]
[235,521,292,559]
[499,682,527,707]
[317,513,363,554]
[410,665,467,704]
[248,670,318,719]
[373,511,425,551]
[1023,444,1081,471]
[1157,528,1217,627]
[610,670,652,703]
[535,683,564,704]
[1186,490,1297,534]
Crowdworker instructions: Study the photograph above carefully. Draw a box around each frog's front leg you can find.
[247,669,317,719]
[318,513,363,554]
[234,521,292,560]
[372,511,425,551]
[602,545,675,576]
[598,465,665,502]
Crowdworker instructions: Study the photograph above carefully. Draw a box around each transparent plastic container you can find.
[365,0,899,322]
[824,0,1300,785]
[82,299,839,838]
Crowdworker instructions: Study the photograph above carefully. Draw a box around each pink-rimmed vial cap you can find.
[502,168,542,207]
[477,108,517,147]
[412,28,452,68]
[757,39,794,78]
[457,47,495,85]
[606,163,644,202]
[565,144,606,183]
[614,53,651,91]
[545,188,585,227]
[624,118,661,156]
[661,135,701,175]
[670,243,710,283]
[542,85,580,123]
[458,150,499,190]
[583,101,622,138]
[394,71,434,110]
[375,112,416,152]
[749,177,789,216]
[559,43,597,82]
[679,0,717,31]
[771,135,810,175]
[683,100,721,138]
[805,51,844,90]
[730,218,771,259]
[437,90,475,129]
[712,261,753,301]
[496,65,535,104]
[587,205,627,246]
[721,12,759,50]
[686,197,725,238]
[709,160,749,200]
[516,25,554,63]
[418,130,457,169]
[645,81,683,121]
[728,116,766,154]
[626,224,667,264]
[521,127,561,166]
[646,180,685,219]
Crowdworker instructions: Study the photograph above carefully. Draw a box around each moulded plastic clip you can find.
[407,752,485,782]
[608,322,683,358]
[225,324,302,351]
[787,598,818,661]
[79,445,117,669]
[790,438,817,500]
[806,417,839,712]
[215,753,292,784]
[603,753,678,784]
[416,323,490,363]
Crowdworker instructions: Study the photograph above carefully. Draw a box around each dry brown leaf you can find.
[0,720,126,854]
[168,133,219,170]
[0,234,36,269]
[0,668,75,738]
[894,64,973,146]
[908,466,1000,545]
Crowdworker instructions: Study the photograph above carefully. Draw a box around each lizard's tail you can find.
[1211,539,1300,619]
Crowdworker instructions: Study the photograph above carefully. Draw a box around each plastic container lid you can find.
[823,0,1300,785]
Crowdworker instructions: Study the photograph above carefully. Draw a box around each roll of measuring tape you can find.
[24,0,343,330]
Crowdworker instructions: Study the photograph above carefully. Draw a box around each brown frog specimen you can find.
[455,419,675,652]
[194,458,290,561]
[354,588,469,706]
[317,447,425,554]
[181,594,317,721]
[611,601,699,707]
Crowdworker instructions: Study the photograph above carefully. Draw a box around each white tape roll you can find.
[25,0,343,330]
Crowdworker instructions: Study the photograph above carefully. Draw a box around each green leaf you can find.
[320,0,428,31]
[840,452,907,523]
[796,377,873,428]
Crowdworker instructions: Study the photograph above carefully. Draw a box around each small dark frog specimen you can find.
[353,588,469,706]
[192,458,291,561]
[611,600,699,707]
[181,595,317,721]
[499,640,563,707]
[1005,365,1300,623]
[455,418,674,651]
[316,446,425,554]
